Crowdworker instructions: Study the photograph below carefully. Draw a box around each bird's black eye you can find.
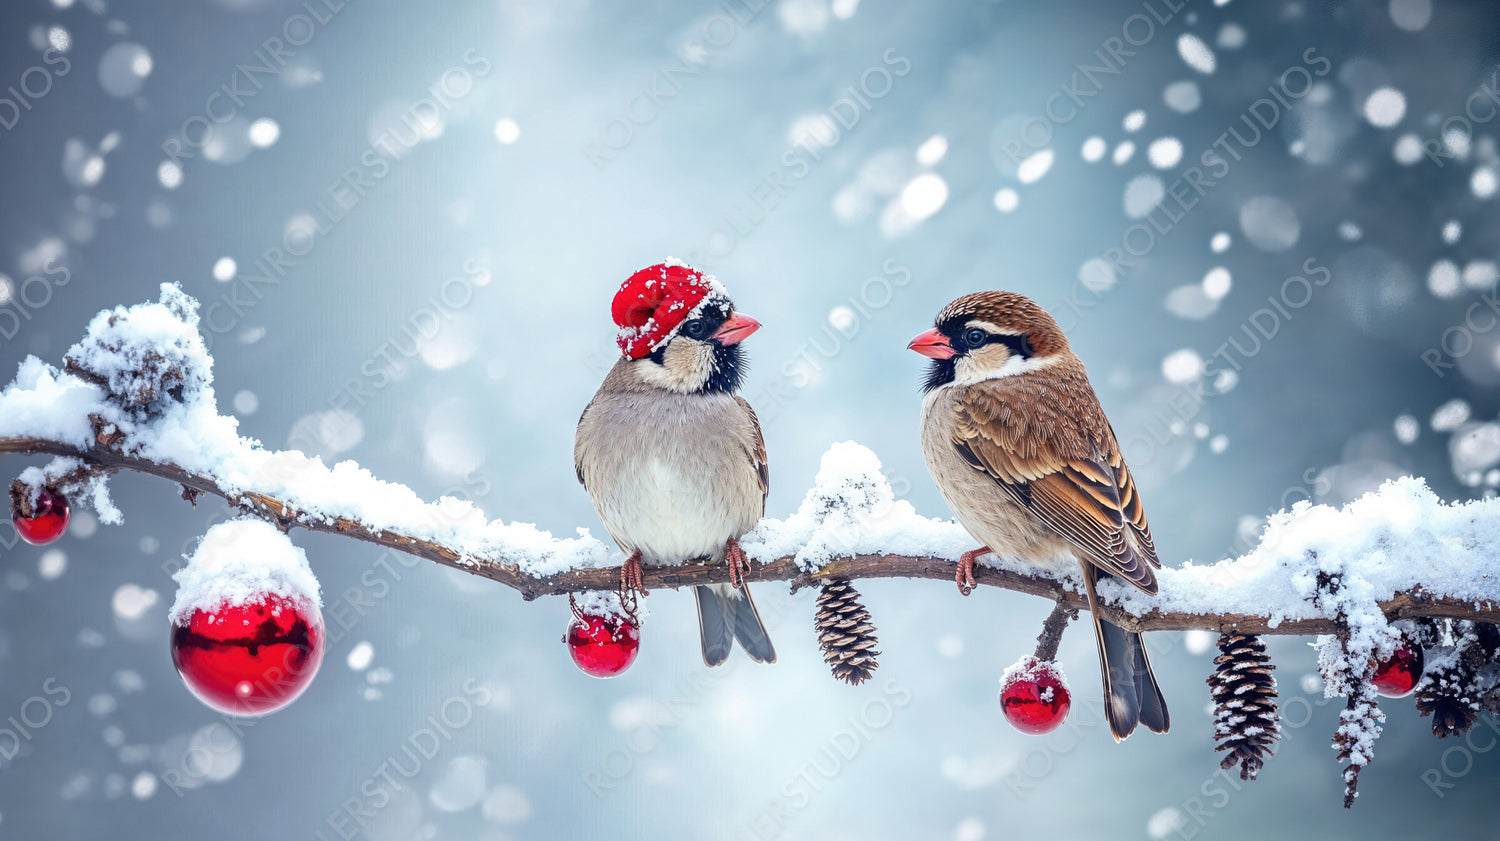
[964,328,987,347]
[682,319,709,339]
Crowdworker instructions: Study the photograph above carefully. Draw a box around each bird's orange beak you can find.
[907,327,956,359]
[711,312,761,346]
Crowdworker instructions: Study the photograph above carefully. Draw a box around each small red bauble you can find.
[171,593,325,715]
[1371,644,1424,698]
[13,488,70,545]
[1000,656,1071,735]
[567,612,640,678]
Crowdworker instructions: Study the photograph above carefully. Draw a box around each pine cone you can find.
[1470,622,1500,659]
[1208,634,1281,781]
[1416,623,1482,738]
[814,579,880,685]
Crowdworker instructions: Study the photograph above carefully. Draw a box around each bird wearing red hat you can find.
[574,260,776,666]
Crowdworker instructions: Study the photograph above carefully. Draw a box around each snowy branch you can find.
[6,426,1495,628]
[6,285,1500,642]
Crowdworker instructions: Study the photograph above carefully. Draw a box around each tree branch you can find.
[5,434,1498,633]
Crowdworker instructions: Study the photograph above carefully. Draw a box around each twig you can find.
[1033,602,1076,661]
[4,434,1500,631]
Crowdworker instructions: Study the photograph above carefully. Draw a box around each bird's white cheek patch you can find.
[955,352,1061,386]
[636,341,713,393]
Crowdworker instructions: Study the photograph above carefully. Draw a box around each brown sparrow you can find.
[574,261,776,666]
[909,291,1168,739]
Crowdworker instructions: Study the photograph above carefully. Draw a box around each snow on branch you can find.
[4,284,1500,634]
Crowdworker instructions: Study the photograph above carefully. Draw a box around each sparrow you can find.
[574,261,776,666]
[909,291,1168,740]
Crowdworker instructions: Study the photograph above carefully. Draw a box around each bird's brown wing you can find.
[952,383,1160,594]
[736,396,770,510]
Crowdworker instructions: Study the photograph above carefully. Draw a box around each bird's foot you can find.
[620,550,648,601]
[956,546,989,596]
[726,538,752,590]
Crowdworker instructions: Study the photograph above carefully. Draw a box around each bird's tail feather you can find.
[1084,567,1170,740]
[694,584,776,666]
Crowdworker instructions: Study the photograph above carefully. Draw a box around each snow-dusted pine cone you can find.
[814,579,880,685]
[1472,622,1500,716]
[1466,621,1498,658]
[1208,633,1281,780]
[63,285,208,420]
[1416,622,1483,738]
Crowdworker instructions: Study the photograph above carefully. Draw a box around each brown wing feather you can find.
[736,396,770,510]
[1107,435,1158,564]
[951,369,1160,594]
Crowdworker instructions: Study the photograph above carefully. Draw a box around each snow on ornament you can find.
[1000,656,1071,734]
[565,592,640,678]
[169,519,324,716]
[11,486,70,545]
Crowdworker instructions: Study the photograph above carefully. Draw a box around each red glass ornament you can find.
[12,488,70,545]
[1000,657,1071,735]
[171,593,324,715]
[1371,644,1424,698]
[567,612,640,677]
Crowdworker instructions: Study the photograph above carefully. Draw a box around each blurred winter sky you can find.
[2,0,1500,838]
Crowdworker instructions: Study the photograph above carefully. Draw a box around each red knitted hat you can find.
[612,260,728,359]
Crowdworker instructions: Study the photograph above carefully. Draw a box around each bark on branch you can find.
[4,434,1498,633]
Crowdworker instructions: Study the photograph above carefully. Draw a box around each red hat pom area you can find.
[612,260,727,359]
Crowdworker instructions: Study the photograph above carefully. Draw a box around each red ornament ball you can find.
[567,612,640,677]
[1000,656,1072,735]
[12,488,70,545]
[171,593,325,715]
[1371,643,1424,698]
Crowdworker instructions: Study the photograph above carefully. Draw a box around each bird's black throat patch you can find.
[703,341,746,394]
[922,357,957,392]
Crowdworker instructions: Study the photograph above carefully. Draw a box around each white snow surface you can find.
[1000,654,1069,692]
[6,288,1500,628]
[1112,476,1500,628]
[169,518,321,624]
[741,441,982,573]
